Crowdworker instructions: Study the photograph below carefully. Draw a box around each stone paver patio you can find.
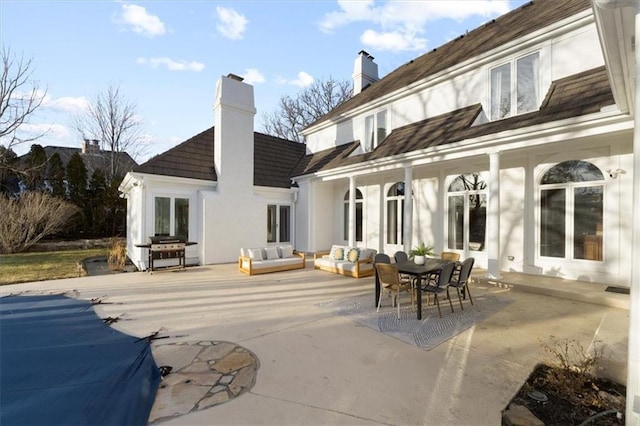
[1,261,629,425]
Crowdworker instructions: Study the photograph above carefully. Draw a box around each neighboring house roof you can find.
[135,127,306,188]
[308,0,591,128]
[19,146,137,179]
[293,66,614,176]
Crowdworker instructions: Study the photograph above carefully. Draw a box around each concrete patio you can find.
[1,262,629,425]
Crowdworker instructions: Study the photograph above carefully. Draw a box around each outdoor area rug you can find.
[318,292,512,350]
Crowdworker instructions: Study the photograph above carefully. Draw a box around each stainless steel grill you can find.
[136,236,195,273]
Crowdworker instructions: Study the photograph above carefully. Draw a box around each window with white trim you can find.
[154,196,189,239]
[267,204,291,243]
[364,109,387,152]
[447,174,487,251]
[539,160,604,261]
[386,182,404,245]
[343,189,363,242]
[490,52,540,120]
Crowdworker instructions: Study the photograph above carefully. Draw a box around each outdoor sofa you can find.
[238,245,306,275]
[313,245,377,278]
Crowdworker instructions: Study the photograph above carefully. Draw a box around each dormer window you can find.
[364,109,387,152]
[490,51,540,120]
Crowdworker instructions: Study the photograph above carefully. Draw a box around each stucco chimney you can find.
[352,50,379,96]
[213,73,256,193]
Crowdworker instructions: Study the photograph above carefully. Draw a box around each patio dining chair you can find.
[426,251,461,285]
[421,261,456,318]
[375,263,413,319]
[440,251,461,261]
[448,257,475,309]
[393,251,414,284]
[374,253,391,264]
[393,251,408,263]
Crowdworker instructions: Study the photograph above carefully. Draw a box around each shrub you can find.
[107,238,127,271]
[0,192,79,254]
[537,335,605,395]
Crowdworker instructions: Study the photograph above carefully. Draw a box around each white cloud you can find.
[8,122,74,156]
[216,6,248,40]
[42,95,89,113]
[320,0,511,51]
[137,57,205,72]
[242,68,265,85]
[361,29,427,52]
[278,71,314,88]
[117,3,166,37]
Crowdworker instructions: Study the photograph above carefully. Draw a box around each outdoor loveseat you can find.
[313,245,377,278]
[238,245,306,275]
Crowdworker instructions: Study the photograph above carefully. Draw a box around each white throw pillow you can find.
[248,248,263,260]
[278,245,294,258]
[346,247,360,262]
[329,245,342,259]
[331,246,345,260]
[265,247,279,260]
[240,248,248,257]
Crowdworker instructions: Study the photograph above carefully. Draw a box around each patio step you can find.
[473,271,629,310]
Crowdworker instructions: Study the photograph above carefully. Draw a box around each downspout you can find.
[594,1,640,424]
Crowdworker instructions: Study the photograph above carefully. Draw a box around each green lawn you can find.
[0,248,108,285]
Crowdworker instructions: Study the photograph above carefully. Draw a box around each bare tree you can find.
[0,47,47,150]
[262,77,351,143]
[0,191,79,254]
[73,84,145,181]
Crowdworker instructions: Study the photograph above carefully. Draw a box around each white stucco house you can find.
[120,0,640,419]
[122,0,633,286]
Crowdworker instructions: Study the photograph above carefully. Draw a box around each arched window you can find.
[539,160,604,261]
[447,174,487,251]
[386,183,405,245]
[343,189,363,242]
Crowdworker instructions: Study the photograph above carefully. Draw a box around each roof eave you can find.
[592,0,636,114]
[297,109,631,181]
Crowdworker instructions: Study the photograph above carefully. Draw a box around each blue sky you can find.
[1,0,528,162]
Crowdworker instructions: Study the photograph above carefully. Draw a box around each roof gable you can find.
[294,66,614,176]
[136,127,216,181]
[310,0,591,128]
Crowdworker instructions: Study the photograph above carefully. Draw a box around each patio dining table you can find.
[375,258,451,320]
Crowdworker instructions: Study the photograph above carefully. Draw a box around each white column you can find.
[403,165,413,252]
[629,8,640,424]
[487,152,501,279]
[348,176,356,247]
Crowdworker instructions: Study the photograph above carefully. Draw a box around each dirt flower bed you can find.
[505,363,626,425]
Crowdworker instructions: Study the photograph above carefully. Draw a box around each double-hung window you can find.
[490,52,540,120]
[364,109,387,152]
[154,196,189,239]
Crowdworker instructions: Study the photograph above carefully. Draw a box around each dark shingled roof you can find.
[254,133,307,188]
[135,127,216,181]
[309,0,591,128]
[293,66,614,176]
[19,146,137,179]
[135,128,306,188]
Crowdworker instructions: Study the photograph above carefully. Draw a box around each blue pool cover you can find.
[0,294,161,426]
